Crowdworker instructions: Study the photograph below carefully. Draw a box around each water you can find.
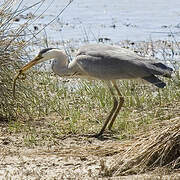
[14,0,180,44]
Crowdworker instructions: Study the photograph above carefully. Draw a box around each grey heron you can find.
[13,44,173,137]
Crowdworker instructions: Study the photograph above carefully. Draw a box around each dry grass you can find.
[0,0,35,121]
[109,118,180,176]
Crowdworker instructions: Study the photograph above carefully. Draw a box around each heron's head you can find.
[19,48,61,73]
[13,48,68,97]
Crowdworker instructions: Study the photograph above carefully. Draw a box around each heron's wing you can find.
[74,44,172,80]
[77,44,146,61]
[74,54,149,80]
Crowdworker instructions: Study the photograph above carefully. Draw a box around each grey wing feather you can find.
[75,44,172,80]
[75,55,146,80]
[77,44,145,61]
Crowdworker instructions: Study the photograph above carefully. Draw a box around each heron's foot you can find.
[80,132,109,139]
[80,133,103,138]
[90,129,117,138]
[59,132,117,140]
[92,132,103,138]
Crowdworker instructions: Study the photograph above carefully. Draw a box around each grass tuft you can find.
[110,120,180,176]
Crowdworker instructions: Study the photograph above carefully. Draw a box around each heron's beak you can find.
[19,55,42,73]
[13,55,42,98]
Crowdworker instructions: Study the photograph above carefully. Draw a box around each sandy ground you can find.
[0,129,179,179]
[0,133,122,179]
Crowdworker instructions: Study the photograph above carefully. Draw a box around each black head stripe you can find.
[39,48,55,56]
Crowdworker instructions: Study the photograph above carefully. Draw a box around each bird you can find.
[13,44,173,137]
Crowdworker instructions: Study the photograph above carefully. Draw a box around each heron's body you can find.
[52,44,172,87]
[14,44,173,137]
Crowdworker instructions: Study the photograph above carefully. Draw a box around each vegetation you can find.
[0,0,179,178]
[1,32,179,141]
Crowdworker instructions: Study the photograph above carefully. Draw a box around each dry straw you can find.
[110,118,180,176]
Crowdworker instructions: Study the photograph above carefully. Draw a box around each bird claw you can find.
[76,133,103,138]
[86,133,103,138]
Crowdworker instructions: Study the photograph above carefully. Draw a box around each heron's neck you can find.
[52,51,75,76]
[55,50,69,67]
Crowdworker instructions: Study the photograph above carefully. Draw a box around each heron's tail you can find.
[151,62,173,78]
[142,75,166,88]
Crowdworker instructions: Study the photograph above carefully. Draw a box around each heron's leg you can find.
[96,81,118,137]
[108,80,124,130]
